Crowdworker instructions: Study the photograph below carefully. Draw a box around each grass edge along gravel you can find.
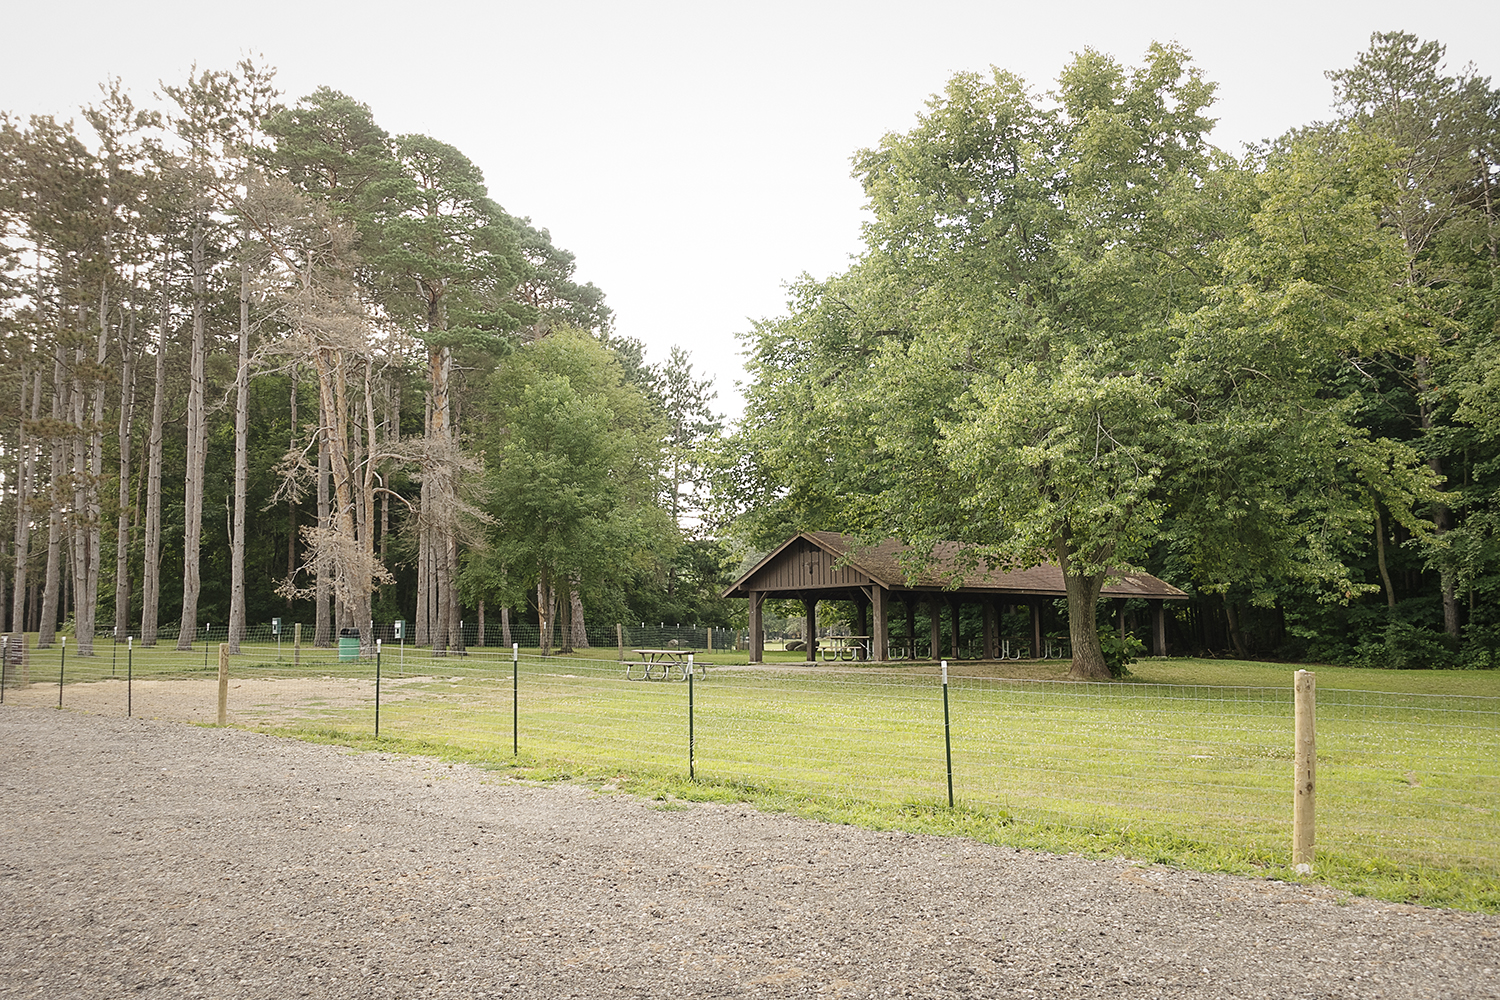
[266,723,1500,914]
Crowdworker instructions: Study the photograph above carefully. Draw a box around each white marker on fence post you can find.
[217,643,230,727]
[1293,669,1316,872]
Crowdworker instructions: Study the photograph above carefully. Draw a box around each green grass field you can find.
[8,636,1497,912]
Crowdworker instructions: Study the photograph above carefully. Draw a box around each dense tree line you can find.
[724,33,1500,677]
[0,63,733,656]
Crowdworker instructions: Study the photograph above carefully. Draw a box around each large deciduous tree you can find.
[734,43,1441,679]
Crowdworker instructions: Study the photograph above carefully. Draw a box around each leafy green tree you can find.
[476,328,668,653]
[733,44,1442,679]
[1328,32,1500,641]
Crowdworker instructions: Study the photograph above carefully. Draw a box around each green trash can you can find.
[338,630,360,662]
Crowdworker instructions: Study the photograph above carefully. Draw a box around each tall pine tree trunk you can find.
[228,248,251,653]
[38,344,68,649]
[176,223,207,650]
[10,368,40,635]
[315,400,332,647]
[287,368,298,605]
[140,293,167,646]
[113,303,138,640]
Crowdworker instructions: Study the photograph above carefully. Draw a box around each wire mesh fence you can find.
[2,629,1495,889]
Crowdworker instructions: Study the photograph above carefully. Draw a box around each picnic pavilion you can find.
[723,531,1188,663]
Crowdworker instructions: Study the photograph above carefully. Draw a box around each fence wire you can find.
[2,633,1495,886]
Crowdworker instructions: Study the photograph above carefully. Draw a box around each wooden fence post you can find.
[294,622,302,666]
[616,623,624,663]
[1293,669,1316,871]
[217,643,230,727]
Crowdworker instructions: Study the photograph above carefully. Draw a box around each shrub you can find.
[1098,629,1146,678]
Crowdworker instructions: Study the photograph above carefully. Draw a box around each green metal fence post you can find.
[942,659,954,808]
[512,642,519,756]
[374,639,382,737]
[127,637,133,718]
[688,654,696,780]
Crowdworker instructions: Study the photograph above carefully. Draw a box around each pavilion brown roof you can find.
[723,531,1188,601]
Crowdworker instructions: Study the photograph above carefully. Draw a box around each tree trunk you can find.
[113,304,138,640]
[1058,537,1110,681]
[570,587,588,649]
[176,222,207,651]
[227,247,251,653]
[38,344,68,649]
[315,400,332,647]
[10,368,40,635]
[1374,506,1396,610]
[538,576,553,656]
[140,294,167,646]
[558,581,573,654]
[287,367,298,603]
[1224,598,1250,658]
[501,605,512,647]
[1416,361,1460,640]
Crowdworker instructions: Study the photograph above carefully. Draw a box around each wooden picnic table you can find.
[624,648,707,681]
[820,636,871,661]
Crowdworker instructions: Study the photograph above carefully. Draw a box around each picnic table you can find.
[820,635,871,661]
[624,648,707,681]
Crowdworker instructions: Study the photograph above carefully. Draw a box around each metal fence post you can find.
[375,639,382,737]
[512,642,519,756]
[58,636,66,709]
[688,654,696,780]
[127,637,133,718]
[942,659,954,808]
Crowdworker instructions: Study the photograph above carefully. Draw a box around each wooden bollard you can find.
[1293,669,1316,871]
[217,643,230,727]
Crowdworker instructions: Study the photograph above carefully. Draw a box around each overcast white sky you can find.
[5,1,1497,417]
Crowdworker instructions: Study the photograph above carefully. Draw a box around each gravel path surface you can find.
[2,707,1496,999]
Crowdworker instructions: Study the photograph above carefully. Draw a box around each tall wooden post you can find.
[948,596,962,660]
[1030,599,1043,659]
[748,592,764,663]
[869,585,887,662]
[928,596,941,661]
[1152,600,1167,655]
[853,596,869,659]
[802,596,818,662]
[1293,670,1316,870]
[905,598,916,660]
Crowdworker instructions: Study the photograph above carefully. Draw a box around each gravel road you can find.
[2,706,1495,999]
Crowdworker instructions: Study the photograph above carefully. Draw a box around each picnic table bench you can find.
[819,635,871,661]
[623,648,708,681]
